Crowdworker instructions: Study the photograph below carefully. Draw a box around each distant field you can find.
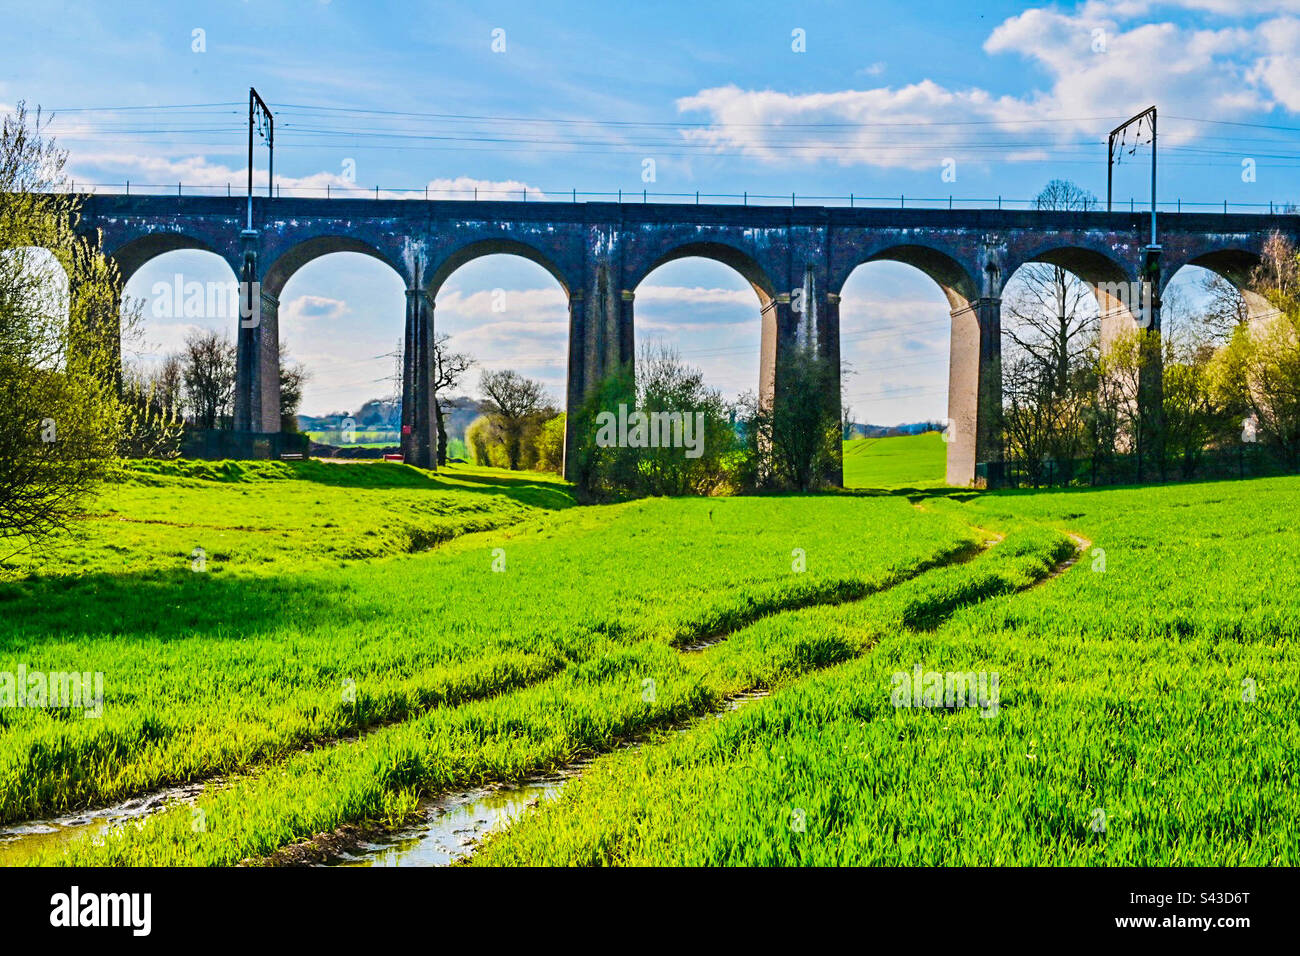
[843,432,948,489]
[3,459,570,578]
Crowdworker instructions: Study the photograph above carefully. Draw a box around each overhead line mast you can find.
[1108,105,1157,244]
[1108,106,1161,319]
[247,87,274,229]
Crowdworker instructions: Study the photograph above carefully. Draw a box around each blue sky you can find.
[4,0,1298,420]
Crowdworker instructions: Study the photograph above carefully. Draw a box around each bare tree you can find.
[1004,263,1098,399]
[1034,178,1099,213]
[840,358,856,440]
[180,330,236,430]
[431,332,474,466]
[1002,353,1057,486]
[156,354,184,418]
[1002,180,1102,466]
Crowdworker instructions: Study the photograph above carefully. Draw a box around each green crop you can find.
[5,446,1298,867]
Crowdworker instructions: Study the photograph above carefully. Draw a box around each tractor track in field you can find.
[1030,531,1093,588]
[14,516,1079,868]
[677,538,988,653]
[262,527,1022,869]
[257,687,778,868]
[0,778,234,867]
[0,539,974,863]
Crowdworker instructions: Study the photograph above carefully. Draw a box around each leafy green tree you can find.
[1212,312,1300,469]
[569,361,638,495]
[1163,343,1230,479]
[743,347,840,491]
[1208,233,1300,469]
[574,347,741,497]
[632,344,736,495]
[479,369,553,470]
[0,103,125,559]
[1097,328,1164,480]
[464,414,497,467]
[119,364,184,459]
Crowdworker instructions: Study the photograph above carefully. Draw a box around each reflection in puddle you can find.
[333,689,771,868]
[329,773,573,868]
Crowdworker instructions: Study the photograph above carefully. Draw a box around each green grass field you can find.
[1,444,1296,866]
[843,432,948,488]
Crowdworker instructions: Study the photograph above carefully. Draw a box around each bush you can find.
[535,414,565,474]
[574,346,745,497]
[465,415,506,467]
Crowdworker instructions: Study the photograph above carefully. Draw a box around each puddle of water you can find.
[329,773,573,868]
[0,782,207,866]
[716,689,769,712]
[330,690,772,868]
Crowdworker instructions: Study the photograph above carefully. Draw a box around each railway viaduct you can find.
[74,194,1300,485]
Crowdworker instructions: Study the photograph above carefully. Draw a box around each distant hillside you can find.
[302,404,935,445]
[845,421,946,440]
[299,395,486,441]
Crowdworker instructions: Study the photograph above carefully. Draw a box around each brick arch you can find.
[424,237,573,299]
[628,240,777,307]
[1164,247,1277,324]
[0,240,78,286]
[1010,243,1134,288]
[834,243,981,311]
[1006,244,1139,328]
[262,236,410,299]
[106,233,240,286]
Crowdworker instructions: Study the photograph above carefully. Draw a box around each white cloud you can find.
[437,287,567,319]
[422,176,546,201]
[676,4,1300,170]
[1088,1,1300,15]
[635,285,757,307]
[281,295,349,342]
[1247,16,1300,111]
[285,294,348,322]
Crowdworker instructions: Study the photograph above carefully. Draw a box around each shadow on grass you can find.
[0,566,383,647]
[430,467,578,510]
[122,458,577,512]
